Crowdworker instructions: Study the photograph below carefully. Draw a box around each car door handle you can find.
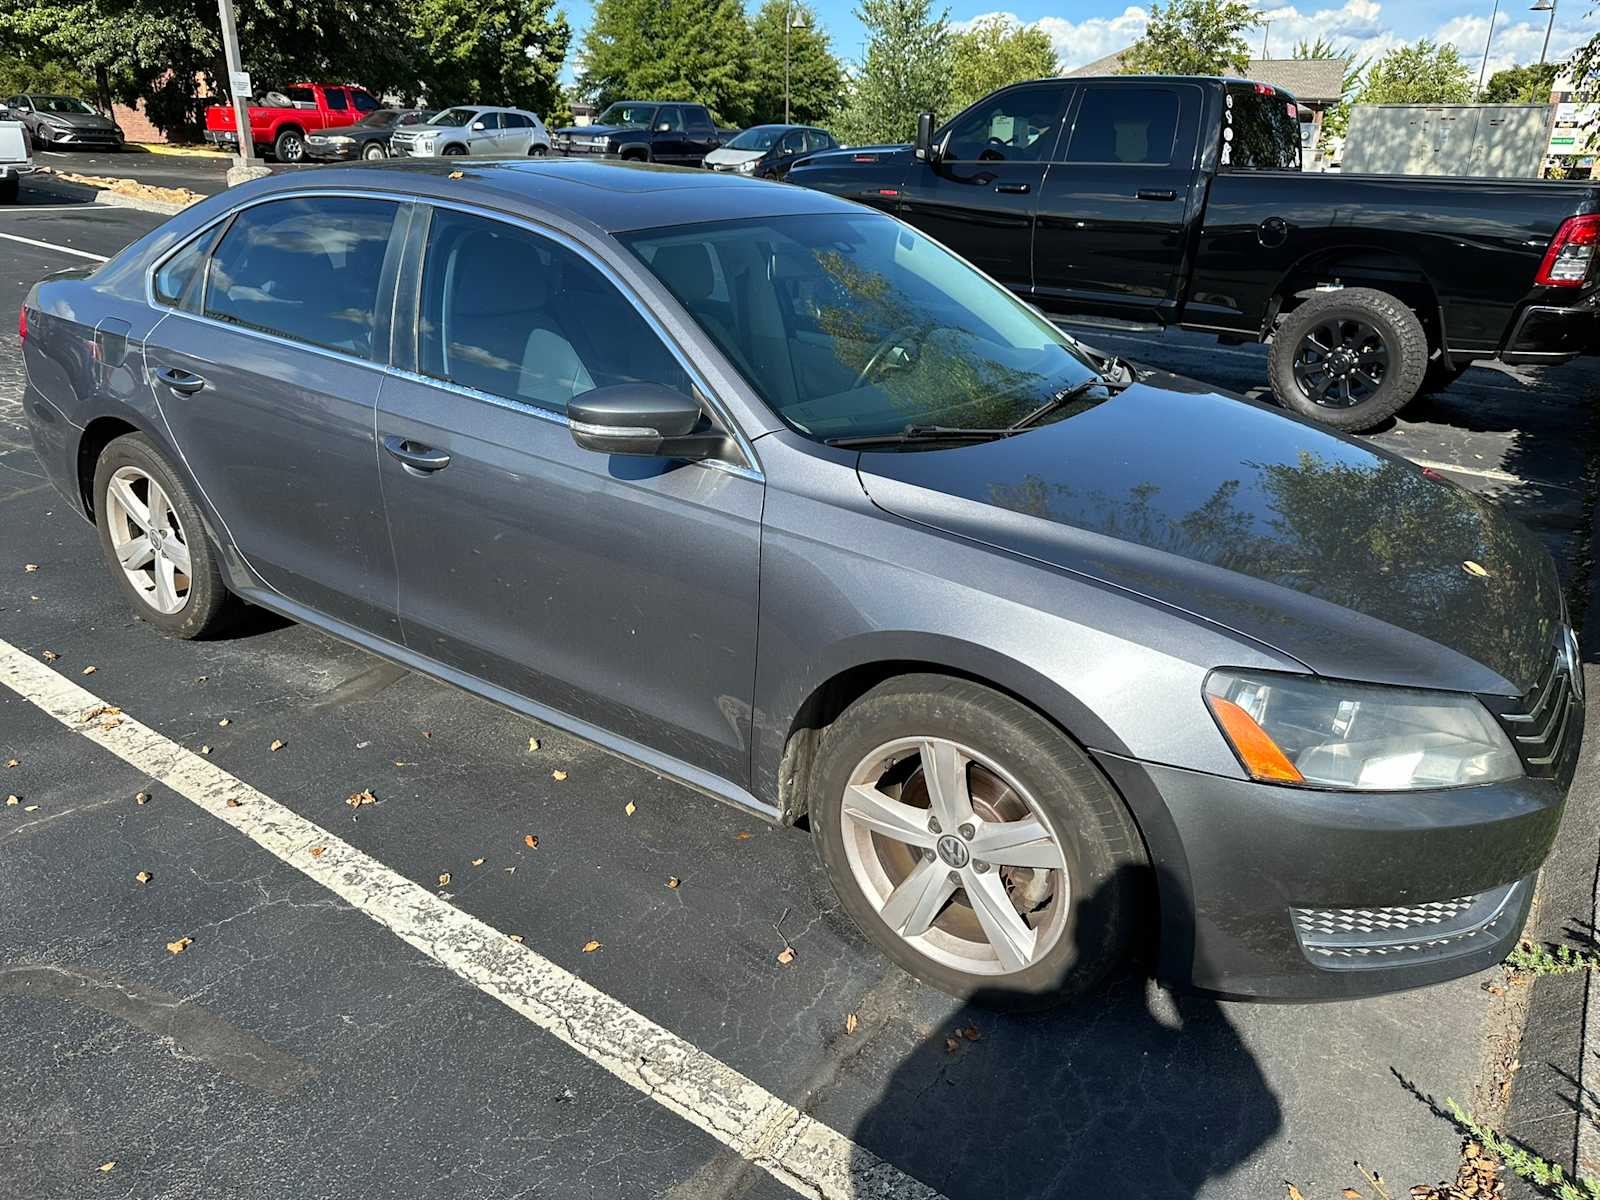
[995,182,1031,194]
[1136,189,1177,202]
[382,436,451,473]
[154,367,206,394]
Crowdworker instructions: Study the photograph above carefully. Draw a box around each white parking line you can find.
[0,637,942,1200]
[0,231,109,261]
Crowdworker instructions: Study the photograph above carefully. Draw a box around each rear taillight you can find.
[16,305,25,341]
[1535,214,1600,288]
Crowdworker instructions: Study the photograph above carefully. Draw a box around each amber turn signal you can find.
[1206,695,1305,784]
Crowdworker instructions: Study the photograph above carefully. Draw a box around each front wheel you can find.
[809,675,1148,1010]
[272,128,305,163]
[441,144,466,156]
[1267,287,1428,431]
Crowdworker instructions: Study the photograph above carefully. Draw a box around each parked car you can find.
[788,75,1600,431]
[204,83,381,163]
[704,124,838,179]
[551,102,732,166]
[389,106,552,158]
[304,108,437,162]
[19,161,1581,1009]
[3,94,123,150]
[0,115,34,203]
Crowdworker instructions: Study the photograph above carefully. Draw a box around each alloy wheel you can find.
[1292,316,1390,408]
[839,736,1070,975]
[104,465,192,615]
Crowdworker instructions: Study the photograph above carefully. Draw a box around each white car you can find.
[390,106,552,158]
[0,115,35,204]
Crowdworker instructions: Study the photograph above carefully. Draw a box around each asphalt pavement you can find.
[3,178,1599,1200]
[32,146,310,195]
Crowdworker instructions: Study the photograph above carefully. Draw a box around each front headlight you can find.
[1204,669,1521,791]
[327,136,354,145]
[737,158,759,174]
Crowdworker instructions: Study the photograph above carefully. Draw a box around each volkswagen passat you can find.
[20,161,1582,1007]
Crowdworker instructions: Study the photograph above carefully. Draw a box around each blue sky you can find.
[559,0,1599,86]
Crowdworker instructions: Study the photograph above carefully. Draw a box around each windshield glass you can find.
[356,109,401,127]
[34,96,97,115]
[727,126,783,150]
[596,103,656,128]
[622,212,1100,442]
[430,108,478,127]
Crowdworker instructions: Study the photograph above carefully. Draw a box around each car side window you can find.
[325,88,348,111]
[503,113,531,129]
[203,196,400,359]
[779,130,806,154]
[351,90,379,113]
[286,86,315,108]
[807,130,834,151]
[417,208,692,415]
[1065,86,1180,165]
[152,226,221,311]
[686,106,714,133]
[475,112,502,131]
[943,84,1068,163]
[658,107,685,133]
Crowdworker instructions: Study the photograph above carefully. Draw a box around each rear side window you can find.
[686,106,714,133]
[203,196,400,358]
[325,88,348,111]
[352,90,379,113]
[153,227,220,310]
[418,208,691,414]
[286,86,315,107]
[1223,83,1302,170]
[503,112,531,129]
[1066,86,1179,165]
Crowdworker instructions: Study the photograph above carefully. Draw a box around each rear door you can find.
[683,106,719,162]
[1031,80,1204,321]
[501,112,534,154]
[321,85,348,131]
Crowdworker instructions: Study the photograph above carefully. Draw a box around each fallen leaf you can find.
[98,1161,116,1172]
[218,718,230,727]
[345,789,376,808]
[448,170,465,179]
[135,791,149,805]
[1285,1186,1306,1200]
[524,834,538,849]
[527,736,540,752]
[135,871,151,884]
[845,1012,859,1035]
[666,876,680,889]
[23,563,38,572]
[776,945,796,965]
[309,846,326,858]
[471,857,485,867]
[22,805,37,812]
[41,650,58,662]
[270,739,285,752]
[437,872,451,886]
[4,759,17,768]
[552,770,568,782]
[422,731,432,739]
[200,745,212,755]
[1463,560,1490,577]
[4,794,16,806]
[1342,1190,1363,1199]
[504,866,516,874]
[165,936,192,955]
[944,1036,960,1054]
[81,665,96,675]
[962,1024,980,1042]
[225,797,241,808]
[624,800,636,816]
[582,939,601,953]
[510,933,524,943]
[735,831,752,841]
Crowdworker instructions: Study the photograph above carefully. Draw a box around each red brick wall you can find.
[112,100,164,144]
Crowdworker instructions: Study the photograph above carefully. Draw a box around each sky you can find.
[557,0,1599,87]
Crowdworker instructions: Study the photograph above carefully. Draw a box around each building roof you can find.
[1066,51,1348,105]
[1065,49,1129,77]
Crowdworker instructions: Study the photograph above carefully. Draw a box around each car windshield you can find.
[356,109,401,127]
[622,212,1101,443]
[33,96,97,115]
[727,127,784,150]
[429,108,478,127]
[596,103,656,128]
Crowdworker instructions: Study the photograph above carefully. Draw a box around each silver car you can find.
[390,106,552,158]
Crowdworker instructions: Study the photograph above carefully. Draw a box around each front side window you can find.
[623,212,1100,442]
[779,130,806,154]
[325,88,348,111]
[475,112,502,131]
[944,84,1068,163]
[685,106,714,133]
[203,196,399,358]
[1066,86,1180,165]
[418,209,691,414]
[657,107,685,132]
[597,103,655,128]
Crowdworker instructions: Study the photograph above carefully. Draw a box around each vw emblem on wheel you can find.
[936,834,971,869]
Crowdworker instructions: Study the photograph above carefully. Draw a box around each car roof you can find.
[235,157,863,234]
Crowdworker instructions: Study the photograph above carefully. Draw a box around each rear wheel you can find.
[361,141,387,161]
[528,144,548,157]
[809,675,1147,1010]
[272,128,305,163]
[1268,287,1428,431]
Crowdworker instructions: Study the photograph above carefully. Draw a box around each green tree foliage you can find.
[1351,39,1473,108]
[578,0,754,124]
[946,15,1057,115]
[409,0,570,112]
[1482,62,1559,103]
[834,0,950,146]
[1119,0,1258,76]
[747,0,844,125]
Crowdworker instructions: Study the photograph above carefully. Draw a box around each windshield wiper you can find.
[1008,374,1133,432]
[824,423,1017,449]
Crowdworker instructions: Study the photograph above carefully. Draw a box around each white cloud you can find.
[952,6,1149,70]
[1437,12,1591,83]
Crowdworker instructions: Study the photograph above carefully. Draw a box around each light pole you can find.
[785,6,808,124]
[1476,0,1502,97]
[1532,0,1558,68]
[216,0,265,183]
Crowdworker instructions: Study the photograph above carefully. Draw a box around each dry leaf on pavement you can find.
[4,759,18,768]
[527,736,539,752]
[1341,1190,1362,1199]
[552,770,568,781]
[81,665,96,675]
[1284,1186,1306,1200]
[218,718,230,727]
[666,876,680,889]
[845,1012,859,1035]
[582,939,601,953]
[23,563,38,572]
[98,1162,116,1172]
[471,857,485,866]
[776,945,796,965]
[962,1025,980,1042]
[200,745,212,754]
[437,872,451,886]
[270,739,286,752]
[524,834,538,849]
[735,831,751,841]
[135,871,151,884]
[165,937,192,954]
[624,800,636,816]
[1462,560,1490,577]
[41,650,58,661]
[944,1036,960,1054]
[225,797,242,807]
[22,804,37,811]
[510,933,524,943]
[309,846,326,858]
[5,795,16,806]
[135,791,149,805]
[448,170,465,179]
[345,789,376,807]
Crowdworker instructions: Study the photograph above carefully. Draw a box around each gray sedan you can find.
[3,93,123,149]
[19,160,1580,1008]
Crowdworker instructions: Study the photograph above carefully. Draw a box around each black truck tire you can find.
[1267,287,1429,432]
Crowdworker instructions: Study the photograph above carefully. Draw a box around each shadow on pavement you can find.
[850,865,1281,1198]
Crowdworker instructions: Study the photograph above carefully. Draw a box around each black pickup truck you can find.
[550,101,734,168]
[788,75,1600,429]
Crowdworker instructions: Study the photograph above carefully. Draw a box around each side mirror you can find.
[914,111,936,161]
[568,383,724,460]
[656,122,671,133]
[472,121,486,130]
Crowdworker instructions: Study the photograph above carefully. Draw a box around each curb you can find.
[22,173,194,216]
[127,143,228,159]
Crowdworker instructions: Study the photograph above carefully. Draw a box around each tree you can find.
[1119,0,1257,77]
[409,0,570,114]
[1482,62,1559,104]
[747,0,844,125]
[946,15,1057,115]
[1351,39,1473,108]
[578,0,754,124]
[834,0,950,146]
[1292,37,1366,140]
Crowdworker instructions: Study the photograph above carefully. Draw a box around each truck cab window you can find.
[326,88,348,111]
[1222,83,1302,170]
[658,107,686,133]
[944,85,1066,163]
[1066,87,1179,165]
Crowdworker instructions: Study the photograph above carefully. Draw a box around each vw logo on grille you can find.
[936,835,971,869]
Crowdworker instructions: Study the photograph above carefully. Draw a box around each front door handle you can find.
[995,182,1031,194]
[154,366,206,395]
[1136,189,1177,202]
[382,436,452,473]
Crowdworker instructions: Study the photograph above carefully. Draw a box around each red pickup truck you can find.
[204,83,381,163]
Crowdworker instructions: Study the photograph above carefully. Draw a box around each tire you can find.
[361,141,387,161]
[528,144,548,157]
[441,143,466,156]
[0,177,17,205]
[1267,287,1428,432]
[93,433,236,639]
[809,674,1147,1010]
[272,128,305,163]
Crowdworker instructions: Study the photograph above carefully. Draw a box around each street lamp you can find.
[1477,0,1501,98]
[785,6,808,124]
[1532,0,1558,68]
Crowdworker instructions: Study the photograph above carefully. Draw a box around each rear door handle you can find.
[154,366,206,395]
[1136,189,1177,202]
[382,436,452,473]
[995,182,1031,194]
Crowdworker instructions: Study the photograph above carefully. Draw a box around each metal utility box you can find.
[1342,104,1553,178]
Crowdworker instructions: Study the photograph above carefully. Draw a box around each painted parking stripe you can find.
[0,637,941,1200]
[0,230,109,261]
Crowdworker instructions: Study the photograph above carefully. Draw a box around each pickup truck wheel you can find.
[0,177,17,205]
[272,128,305,163]
[1268,287,1427,432]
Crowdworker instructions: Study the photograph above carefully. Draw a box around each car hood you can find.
[554,124,636,139]
[855,379,1560,696]
[800,143,911,164]
[41,111,115,129]
[704,147,765,165]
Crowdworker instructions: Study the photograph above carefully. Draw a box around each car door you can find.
[1031,81,1203,322]
[376,205,763,783]
[653,105,690,164]
[683,106,718,162]
[769,128,807,177]
[500,112,533,155]
[322,85,348,130]
[143,194,407,639]
[468,111,501,154]
[896,82,1071,290]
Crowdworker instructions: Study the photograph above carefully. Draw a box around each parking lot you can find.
[3,174,1599,1200]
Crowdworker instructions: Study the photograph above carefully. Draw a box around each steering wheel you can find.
[851,324,926,390]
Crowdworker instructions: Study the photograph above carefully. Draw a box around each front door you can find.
[896,82,1070,290]
[144,194,406,638]
[653,105,692,164]
[468,111,502,154]
[377,206,763,783]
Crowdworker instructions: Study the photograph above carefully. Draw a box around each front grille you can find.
[1487,634,1579,778]
[1291,881,1523,969]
